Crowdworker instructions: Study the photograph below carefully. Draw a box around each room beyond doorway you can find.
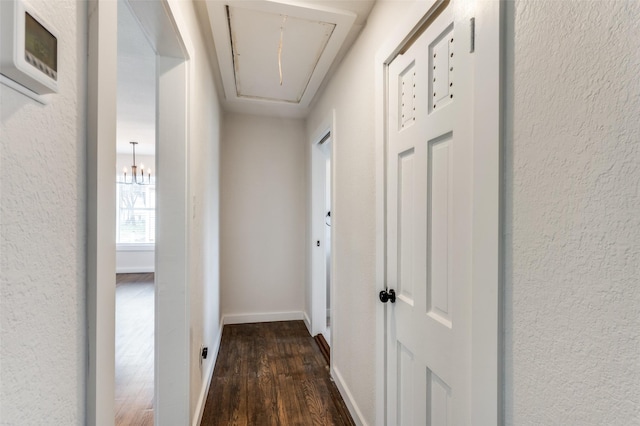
[115,273,154,426]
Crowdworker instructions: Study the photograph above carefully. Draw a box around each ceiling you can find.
[204,0,375,118]
[117,0,156,156]
[114,0,375,154]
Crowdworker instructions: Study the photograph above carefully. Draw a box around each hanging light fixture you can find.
[120,141,152,184]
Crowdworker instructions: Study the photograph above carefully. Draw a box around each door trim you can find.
[86,1,190,424]
[374,1,502,423]
[309,111,335,342]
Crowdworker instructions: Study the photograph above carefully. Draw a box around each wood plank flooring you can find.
[201,321,354,426]
[115,273,154,426]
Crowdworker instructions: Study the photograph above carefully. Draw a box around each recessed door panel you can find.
[399,61,417,130]
[397,343,415,426]
[428,133,453,327]
[398,148,415,303]
[430,24,454,113]
[427,368,452,426]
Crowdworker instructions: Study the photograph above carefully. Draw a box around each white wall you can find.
[1,0,223,423]
[503,1,640,423]
[169,1,224,421]
[306,0,640,424]
[221,113,305,321]
[0,0,87,423]
[115,245,154,273]
[306,2,408,423]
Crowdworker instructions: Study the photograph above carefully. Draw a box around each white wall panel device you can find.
[0,0,58,94]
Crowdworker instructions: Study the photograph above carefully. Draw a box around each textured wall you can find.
[504,1,640,423]
[220,113,305,318]
[306,2,408,423]
[0,0,87,424]
[180,0,223,418]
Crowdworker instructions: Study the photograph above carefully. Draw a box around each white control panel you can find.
[0,0,59,94]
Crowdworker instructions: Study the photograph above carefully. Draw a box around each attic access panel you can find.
[208,0,356,109]
[229,7,335,103]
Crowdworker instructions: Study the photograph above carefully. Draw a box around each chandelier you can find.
[120,141,152,185]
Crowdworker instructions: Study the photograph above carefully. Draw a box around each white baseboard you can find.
[332,366,367,426]
[115,267,155,274]
[222,311,304,325]
[192,321,223,426]
[303,312,312,335]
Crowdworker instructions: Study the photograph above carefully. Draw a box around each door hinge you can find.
[470,17,475,53]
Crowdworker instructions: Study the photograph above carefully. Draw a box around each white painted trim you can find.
[331,366,367,426]
[86,1,118,423]
[303,311,312,334]
[222,311,304,325]
[116,266,155,274]
[116,243,155,252]
[88,1,191,424]
[154,34,191,426]
[328,109,337,361]
[373,23,389,426]
[205,1,355,114]
[471,1,503,424]
[192,322,224,426]
[374,0,502,424]
[309,113,334,338]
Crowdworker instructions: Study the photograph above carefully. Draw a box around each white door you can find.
[384,2,474,424]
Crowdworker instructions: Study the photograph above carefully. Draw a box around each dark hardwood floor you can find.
[115,273,154,426]
[201,321,354,426]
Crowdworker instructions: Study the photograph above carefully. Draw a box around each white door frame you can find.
[310,111,335,342]
[86,1,191,424]
[374,1,502,424]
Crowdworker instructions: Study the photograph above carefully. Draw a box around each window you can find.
[116,183,155,244]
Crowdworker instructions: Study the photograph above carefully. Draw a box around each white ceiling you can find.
[114,0,375,142]
[204,0,375,118]
[117,0,156,156]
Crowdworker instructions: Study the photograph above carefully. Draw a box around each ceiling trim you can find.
[206,0,356,113]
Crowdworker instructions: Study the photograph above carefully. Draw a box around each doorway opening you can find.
[311,126,333,357]
[87,0,189,423]
[320,135,332,341]
[114,2,157,423]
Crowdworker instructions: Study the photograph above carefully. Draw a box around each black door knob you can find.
[379,289,396,303]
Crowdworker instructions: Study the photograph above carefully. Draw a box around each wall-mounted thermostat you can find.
[1,0,59,95]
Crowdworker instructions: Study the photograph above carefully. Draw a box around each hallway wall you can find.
[0,0,87,423]
[221,113,305,321]
[180,0,224,420]
[306,2,408,423]
[0,0,223,423]
[308,0,640,424]
[503,1,640,423]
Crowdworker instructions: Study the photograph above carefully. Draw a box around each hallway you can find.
[2,0,639,424]
[201,322,353,425]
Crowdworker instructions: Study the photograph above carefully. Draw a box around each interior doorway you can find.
[114,3,157,423]
[311,125,333,350]
[86,0,189,423]
[320,136,332,341]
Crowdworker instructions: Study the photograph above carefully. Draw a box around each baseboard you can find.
[222,311,304,325]
[115,267,155,274]
[192,321,223,426]
[303,312,312,334]
[332,366,367,426]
